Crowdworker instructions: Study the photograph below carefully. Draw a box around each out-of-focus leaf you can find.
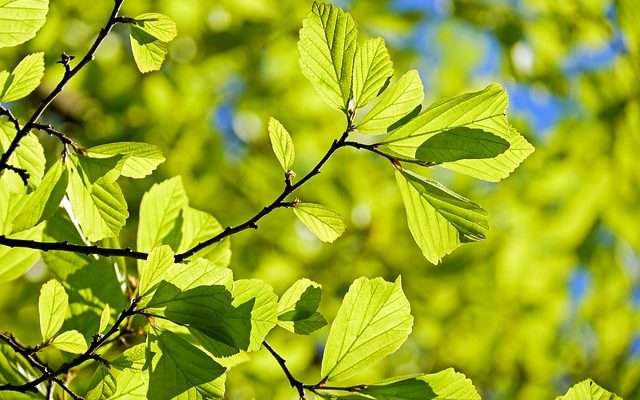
[321,277,413,382]
[0,53,45,102]
[38,279,68,341]
[0,0,49,48]
[395,170,489,264]
[298,1,357,110]
[293,203,346,243]
[352,37,393,108]
[355,70,424,134]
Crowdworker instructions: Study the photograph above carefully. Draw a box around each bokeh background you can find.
[1,0,639,398]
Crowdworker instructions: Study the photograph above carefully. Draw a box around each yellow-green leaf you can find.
[268,117,295,171]
[132,13,177,42]
[352,37,393,108]
[0,53,45,102]
[51,330,88,354]
[130,27,169,73]
[0,0,49,48]
[38,279,68,341]
[293,203,346,243]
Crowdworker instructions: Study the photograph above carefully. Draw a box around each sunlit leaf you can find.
[0,224,43,283]
[355,70,424,134]
[268,117,295,171]
[85,364,117,400]
[0,52,45,102]
[231,279,278,351]
[51,330,88,354]
[12,159,68,233]
[173,207,230,267]
[415,127,510,163]
[111,343,147,372]
[352,37,393,108]
[293,203,346,243]
[384,84,534,181]
[556,379,623,400]
[138,245,174,299]
[298,1,358,110]
[0,0,49,48]
[99,303,111,334]
[147,329,226,399]
[0,121,46,187]
[38,279,68,341]
[130,27,169,73]
[87,142,165,179]
[321,277,413,382]
[132,13,177,42]
[395,170,489,264]
[277,278,326,335]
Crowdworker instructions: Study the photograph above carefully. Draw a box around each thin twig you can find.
[0,299,139,393]
[33,123,83,153]
[3,164,30,185]
[263,341,306,399]
[0,0,126,173]
[0,106,21,131]
[343,141,436,168]
[0,235,149,260]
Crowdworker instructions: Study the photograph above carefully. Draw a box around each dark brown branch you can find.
[0,299,139,394]
[4,164,29,185]
[0,0,126,172]
[0,235,149,260]
[343,141,436,168]
[32,123,83,153]
[263,341,307,399]
[0,106,21,132]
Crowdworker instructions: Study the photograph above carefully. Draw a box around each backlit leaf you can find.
[298,1,357,110]
[395,170,489,264]
[352,37,393,108]
[132,13,177,42]
[556,379,622,400]
[38,279,68,341]
[0,0,48,48]
[138,245,174,299]
[99,303,111,334]
[321,277,413,382]
[87,142,165,179]
[415,127,510,163]
[0,52,45,102]
[0,121,46,187]
[231,279,278,351]
[268,117,295,171]
[51,330,88,354]
[86,364,117,400]
[130,27,169,73]
[293,203,346,243]
[277,278,326,335]
[355,70,424,134]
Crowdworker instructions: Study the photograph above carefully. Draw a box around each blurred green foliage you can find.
[0,0,638,398]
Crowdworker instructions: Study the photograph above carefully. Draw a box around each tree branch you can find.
[343,141,437,168]
[263,341,307,400]
[0,235,149,260]
[0,299,139,394]
[0,0,126,173]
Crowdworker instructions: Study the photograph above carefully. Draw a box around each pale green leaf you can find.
[355,70,424,134]
[277,278,327,335]
[137,176,188,252]
[107,369,148,399]
[38,279,68,341]
[147,329,226,399]
[51,330,88,354]
[12,158,68,233]
[66,157,129,242]
[174,207,230,267]
[0,341,41,393]
[298,1,358,110]
[0,224,43,283]
[0,0,48,48]
[359,368,481,400]
[132,13,177,42]
[86,364,117,400]
[130,26,169,73]
[138,245,174,299]
[293,203,346,243]
[162,258,233,292]
[321,277,413,382]
[99,303,111,334]
[415,127,510,163]
[232,279,278,351]
[0,170,27,234]
[111,343,147,372]
[268,117,295,171]
[76,154,123,184]
[395,170,489,264]
[384,83,534,181]
[87,142,165,179]
[0,121,46,187]
[352,37,393,108]
[0,52,44,102]
[556,379,623,400]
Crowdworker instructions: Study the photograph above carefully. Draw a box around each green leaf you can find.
[132,13,177,42]
[0,121,46,187]
[162,258,233,292]
[99,303,111,334]
[108,369,148,399]
[352,37,393,108]
[268,117,295,171]
[0,52,45,102]
[86,364,117,400]
[231,279,278,351]
[173,207,230,267]
[384,83,535,181]
[12,159,68,233]
[66,156,129,242]
[130,26,169,73]
[87,142,165,179]
[76,154,124,184]
[111,343,147,372]
[293,203,346,243]
[556,379,623,400]
[395,170,489,264]
[147,329,226,399]
[51,330,88,354]
[137,176,188,253]
[0,341,41,392]
[277,278,327,335]
[0,224,43,283]
[359,368,481,400]
[298,1,358,110]
[355,70,424,134]
[0,0,49,48]
[415,127,510,163]
[321,277,413,382]
[0,170,27,234]
[38,279,68,341]
[138,245,174,299]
